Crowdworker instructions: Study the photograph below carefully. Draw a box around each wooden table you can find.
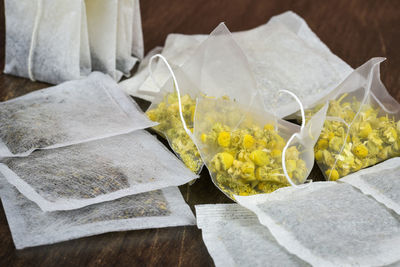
[0,0,399,266]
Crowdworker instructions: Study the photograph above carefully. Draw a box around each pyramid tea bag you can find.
[145,23,259,174]
[341,157,400,215]
[236,182,400,266]
[194,93,328,199]
[196,204,309,267]
[0,72,155,158]
[308,58,400,181]
[0,177,195,249]
[0,130,198,211]
[4,0,91,84]
[125,11,351,118]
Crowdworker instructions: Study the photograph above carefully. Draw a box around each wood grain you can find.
[0,0,399,266]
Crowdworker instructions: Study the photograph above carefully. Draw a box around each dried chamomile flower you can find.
[146,92,202,173]
[312,93,400,180]
[204,122,306,199]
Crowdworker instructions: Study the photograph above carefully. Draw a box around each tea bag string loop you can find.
[28,0,43,82]
[279,89,311,187]
[149,54,194,139]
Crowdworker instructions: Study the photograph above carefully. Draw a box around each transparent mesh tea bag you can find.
[341,157,400,215]
[0,130,198,211]
[196,204,309,267]
[125,11,351,118]
[0,176,195,249]
[194,95,327,199]
[307,58,400,181]
[4,0,91,84]
[236,182,400,267]
[145,23,258,174]
[0,72,155,158]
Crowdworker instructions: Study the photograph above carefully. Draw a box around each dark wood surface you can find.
[0,0,399,266]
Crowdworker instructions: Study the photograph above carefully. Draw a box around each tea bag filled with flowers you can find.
[145,23,258,173]
[4,0,91,84]
[307,58,400,181]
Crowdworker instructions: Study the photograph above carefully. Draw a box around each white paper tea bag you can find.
[196,204,309,267]
[0,130,198,211]
[341,157,400,215]
[0,72,155,158]
[123,11,352,117]
[131,0,144,60]
[236,182,400,267]
[0,177,195,249]
[4,0,91,84]
[85,0,122,81]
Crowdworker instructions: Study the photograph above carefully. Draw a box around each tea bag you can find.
[236,182,400,266]
[0,176,195,249]
[341,157,400,215]
[4,0,91,84]
[0,72,155,158]
[145,23,259,174]
[116,0,144,77]
[0,130,198,211]
[126,11,351,117]
[309,58,400,181]
[196,204,310,267]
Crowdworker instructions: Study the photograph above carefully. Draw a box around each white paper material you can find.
[236,182,400,267]
[341,157,400,215]
[196,204,309,267]
[4,0,91,84]
[116,0,138,77]
[131,0,144,60]
[0,72,155,158]
[0,178,195,249]
[124,11,352,117]
[0,130,198,211]
[85,0,122,81]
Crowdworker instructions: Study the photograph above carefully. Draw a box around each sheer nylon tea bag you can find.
[0,178,195,249]
[4,0,91,84]
[0,130,198,211]
[196,204,309,267]
[308,58,400,181]
[341,157,400,215]
[0,72,155,158]
[145,23,258,174]
[236,182,400,267]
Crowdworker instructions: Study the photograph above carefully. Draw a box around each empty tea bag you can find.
[0,72,155,158]
[309,58,400,181]
[341,157,400,215]
[236,182,400,267]
[126,11,351,117]
[4,0,91,84]
[0,130,198,211]
[196,204,310,267]
[0,176,195,249]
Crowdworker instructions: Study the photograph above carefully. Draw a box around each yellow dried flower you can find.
[242,134,255,149]
[353,144,368,158]
[359,122,372,138]
[316,139,329,150]
[250,150,269,166]
[218,131,231,147]
[264,124,275,131]
[212,152,234,171]
[325,169,339,181]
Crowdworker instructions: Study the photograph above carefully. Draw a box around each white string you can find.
[148,54,193,139]
[28,0,43,82]
[279,89,309,187]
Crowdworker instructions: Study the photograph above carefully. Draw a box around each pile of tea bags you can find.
[0,72,197,249]
[4,0,143,84]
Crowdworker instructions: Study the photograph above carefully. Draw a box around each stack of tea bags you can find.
[4,0,143,84]
[0,72,197,249]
